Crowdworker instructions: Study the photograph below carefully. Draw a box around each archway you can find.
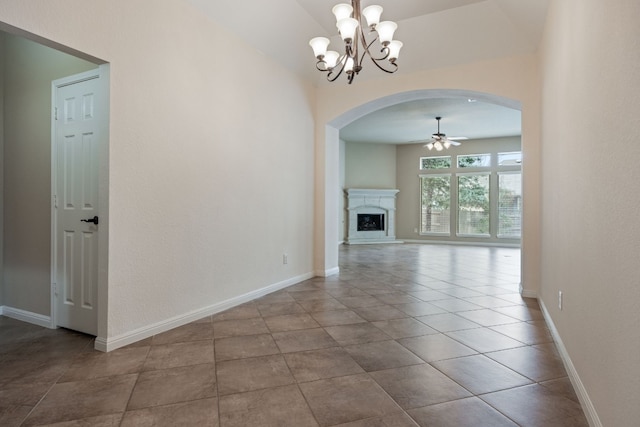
[320,88,532,295]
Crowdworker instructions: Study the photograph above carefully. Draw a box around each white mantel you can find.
[345,188,402,245]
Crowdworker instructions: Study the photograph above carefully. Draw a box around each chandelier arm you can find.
[358,35,397,74]
[362,35,390,61]
[315,60,328,72]
[327,66,344,82]
[326,54,348,82]
[367,48,398,74]
[370,59,398,74]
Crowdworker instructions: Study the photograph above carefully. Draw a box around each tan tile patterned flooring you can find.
[0,244,589,426]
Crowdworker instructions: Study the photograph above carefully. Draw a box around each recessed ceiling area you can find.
[188,0,549,85]
[340,98,521,144]
[186,1,536,145]
[295,0,487,35]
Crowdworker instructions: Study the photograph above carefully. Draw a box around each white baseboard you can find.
[95,271,315,352]
[538,299,602,427]
[0,305,53,328]
[402,239,520,248]
[519,283,538,298]
[316,267,340,277]
[344,240,404,245]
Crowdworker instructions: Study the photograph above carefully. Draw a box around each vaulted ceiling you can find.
[189,0,549,143]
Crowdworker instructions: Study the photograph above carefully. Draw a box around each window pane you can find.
[499,173,522,237]
[420,156,451,170]
[420,175,450,233]
[458,174,490,235]
[498,152,522,166]
[458,154,491,168]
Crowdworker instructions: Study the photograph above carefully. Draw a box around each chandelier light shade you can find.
[362,5,383,27]
[309,0,403,84]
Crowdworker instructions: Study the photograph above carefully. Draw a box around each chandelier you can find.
[309,1,402,84]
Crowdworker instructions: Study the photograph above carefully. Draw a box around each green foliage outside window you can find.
[458,174,490,235]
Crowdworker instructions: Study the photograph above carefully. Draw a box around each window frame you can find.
[456,172,491,237]
[417,149,522,242]
[419,155,452,170]
[419,173,452,235]
[457,153,492,168]
[497,170,522,238]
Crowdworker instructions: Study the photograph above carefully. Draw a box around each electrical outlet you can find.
[283,253,288,265]
[558,291,563,310]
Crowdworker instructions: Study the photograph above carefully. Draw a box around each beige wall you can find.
[1,33,96,315]
[2,3,637,423]
[0,33,4,305]
[338,139,346,243]
[396,137,521,243]
[342,142,397,243]
[539,0,640,425]
[344,142,397,189]
[0,1,316,346]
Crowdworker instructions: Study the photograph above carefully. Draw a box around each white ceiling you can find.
[188,0,548,143]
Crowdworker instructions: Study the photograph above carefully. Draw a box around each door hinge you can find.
[54,107,58,120]
[52,283,58,296]
[53,194,58,209]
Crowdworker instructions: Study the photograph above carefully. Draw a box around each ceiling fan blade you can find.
[448,136,468,141]
[447,139,462,146]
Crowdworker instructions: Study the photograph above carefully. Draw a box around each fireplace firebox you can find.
[357,214,385,231]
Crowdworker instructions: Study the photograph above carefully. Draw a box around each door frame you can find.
[50,64,110,343]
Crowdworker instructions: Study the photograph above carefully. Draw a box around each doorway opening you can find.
[0,25,109,339]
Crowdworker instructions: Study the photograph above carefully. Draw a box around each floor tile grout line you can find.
[4,245,589,426]
[117,343,150,424]
[17,335,97,426]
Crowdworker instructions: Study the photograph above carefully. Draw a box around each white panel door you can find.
[53,71,101,335]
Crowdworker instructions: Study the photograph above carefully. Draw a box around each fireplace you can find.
[357,214,385,231]
[345,188,401,244]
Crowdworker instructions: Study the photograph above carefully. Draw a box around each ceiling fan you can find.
[423,117,465,151]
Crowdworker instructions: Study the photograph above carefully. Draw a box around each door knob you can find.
[81,216,99,225]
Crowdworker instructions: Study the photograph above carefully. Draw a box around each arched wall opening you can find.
[318,88,538,298]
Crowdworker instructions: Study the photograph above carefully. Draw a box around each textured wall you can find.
[0,1,316,342]
[344,143,397,190]
[0,33,4,306]
[539,0,640,425]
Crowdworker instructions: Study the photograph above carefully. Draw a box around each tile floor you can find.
[0,244,589,426]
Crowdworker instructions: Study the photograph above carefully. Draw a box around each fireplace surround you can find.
[345,188,401,244]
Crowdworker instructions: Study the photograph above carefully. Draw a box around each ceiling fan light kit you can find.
[309,0,403,84]
[424,117,462,151]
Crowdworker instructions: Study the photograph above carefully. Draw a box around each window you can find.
[498,172,522,237]
[498,152,523,166]
[458,154,491,168]
[420,156,451,170]
[458,174,490,235]
[420,175,450,234]
[418,149,522,241]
